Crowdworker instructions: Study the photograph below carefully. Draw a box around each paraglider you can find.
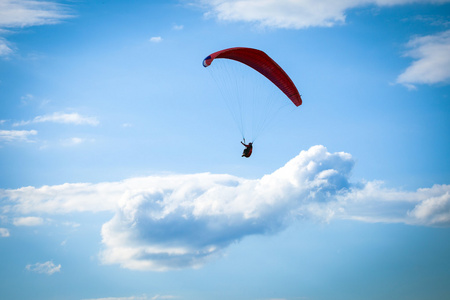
[241,139,253,158]
[203,47,302,157]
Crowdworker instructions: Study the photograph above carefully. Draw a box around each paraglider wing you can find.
[203,47,302,106]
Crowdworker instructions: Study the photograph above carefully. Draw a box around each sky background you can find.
[0,0,450,299]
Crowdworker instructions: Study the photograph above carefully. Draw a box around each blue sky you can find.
[0,0,449,299]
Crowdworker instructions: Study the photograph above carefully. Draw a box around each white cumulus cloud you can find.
[408,191,450,226]
[397,30,450,88]
[199,0,450,29]
[1,145,449,271]
[335,181,450,225]
[26,261,61,275]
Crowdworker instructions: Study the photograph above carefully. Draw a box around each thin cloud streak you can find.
[0,0,73,28]
[13,216,43,226]
[13,112,99,126]
[0,129,37,142]
[25,261,61,275]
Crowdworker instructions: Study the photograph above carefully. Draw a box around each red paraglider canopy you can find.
[203,47,302,106]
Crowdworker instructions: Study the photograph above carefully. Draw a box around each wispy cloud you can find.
[0,37,13,56]
[1,182,122,214]
[397,30,450,88]
[0,228,10,237]
[0,0,73,57]
[2,145,449,271]
[150,36,162,43]
[13,112,99,126]
[26,261,61,275]
[13,216,44,226]
[18,94,51,107]
[0,0,73,28]
[61,137,92,146]
[65,137,84,145]
[0,129,37,142]
[20,93,34,105]
[199,0,450,29]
